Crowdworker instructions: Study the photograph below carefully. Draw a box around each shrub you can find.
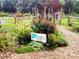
[15,41,44,53]
[48,31,68,47]
[0,32,18,51]
[48,34,58,47]
[15,20,33,45]
[0,33,8,49]
[32,21,56,34]
[56,38,68,47]
[15,46,34,53]
[29,41,44,51]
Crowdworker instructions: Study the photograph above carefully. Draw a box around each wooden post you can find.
[69,8,71,15]
[68,15,72,26]
[52,9,54,20]
[47,8,49,20]
[68,8,72,26]
[53,12,56,24]
[15,17,17,24]
[59,7,63,24]
[0,20,2,32]
[44,6,46,20]
[35,5,37,17]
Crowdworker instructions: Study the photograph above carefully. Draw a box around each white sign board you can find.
[31,33,47,43]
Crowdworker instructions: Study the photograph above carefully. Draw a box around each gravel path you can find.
[0,26,79,59]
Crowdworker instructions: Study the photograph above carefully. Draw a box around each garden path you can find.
[0,25,79,59]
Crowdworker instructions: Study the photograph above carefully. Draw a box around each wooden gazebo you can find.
[35,1,63,21]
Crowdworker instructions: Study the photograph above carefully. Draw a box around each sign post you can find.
[31,33,47,43]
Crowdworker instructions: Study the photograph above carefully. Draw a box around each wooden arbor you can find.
[34,1,63,22]
[49,1,63,23]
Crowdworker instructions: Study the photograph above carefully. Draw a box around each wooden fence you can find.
[68,16,79,26]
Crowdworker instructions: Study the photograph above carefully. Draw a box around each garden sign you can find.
[31,33,47,43]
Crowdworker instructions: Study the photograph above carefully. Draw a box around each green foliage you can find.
[73,26,79,32]
[55,32,68,47]
[0,33,8,49]
[15,41,44,53]
[15,20,33,45]
[29,41,44,51]
[74,1,79,13]
[2,1,16,13]
[48,31,68,47]
[15,46,34,53]
[0,12,12,17]
[64,1,74,14]
[56,38,68,47]
[32,21,55,34]
[0,32,17,50]
[48,34,58,47]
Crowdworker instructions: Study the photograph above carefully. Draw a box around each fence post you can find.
[68,15,72,26]
[0,20,2,32]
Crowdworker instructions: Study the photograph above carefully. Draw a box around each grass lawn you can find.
[61,17,68,26]
[61,17,79,33]
[0,16,34,32]
[0,17,15,30]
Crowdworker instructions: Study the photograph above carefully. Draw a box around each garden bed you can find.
[0,18,68,54]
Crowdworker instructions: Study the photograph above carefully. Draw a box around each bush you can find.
[15,46,34,53]
[15,20,33,45]
[15,41,44,53]
[29,41,44,51]
[48,34,58,47]
[56,38,68,47]
[32,21,56,34]
[0,33,8,49]
[0,32,18,51]
[48,31,68,47]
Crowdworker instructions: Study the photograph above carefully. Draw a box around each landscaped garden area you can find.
[0,0,79,59]
[0,15,68,53]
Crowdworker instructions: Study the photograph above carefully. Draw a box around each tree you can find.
[21,1,32,13]
[0,2,2,11]
[64,0,74,14]
[74,1,79,13]
[2,1,16,13]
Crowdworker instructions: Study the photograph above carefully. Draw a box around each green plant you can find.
[15,41,44,53]
[48,31,68,47]
[0,32,18,51]
[15,46,34,53]
[0,33,8,49]
[15,20,33,45]
[73,26,79,32]
[48,34,58,47]
[29,41,44,51]
[0,12,12,17]
[54,31,68,47]
[56,38,68,47]
[32,21,55,34]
